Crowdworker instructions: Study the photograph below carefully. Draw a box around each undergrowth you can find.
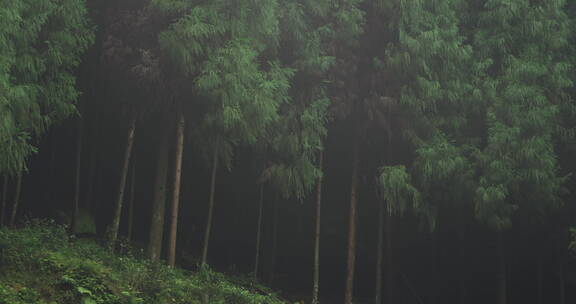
[0,220,286,304]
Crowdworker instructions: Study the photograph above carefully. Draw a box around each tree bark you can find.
[46,132,57,203]
[268,195,280,284]
[107,114,136,249]
[254,183,264,279]
[497,231,507,304]
[559,260,565,304]
[127,161,135,240]
[537,256,543,304]
[9,173,22,227]
[344,141,359,304]
[1,176,7,227]
[457,232,467,304]
[84,112,101,212]
[72,117,83,234]
[84,149,97,211]
[385,207,393,304]
[375,198,384,304]
[148,135,169,261]
[168,112,185,267]
[312,150,324,304]
[201,149,219,265]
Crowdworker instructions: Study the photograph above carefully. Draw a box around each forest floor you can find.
[0,220,288,304]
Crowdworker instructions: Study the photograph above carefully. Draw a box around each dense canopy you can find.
[1,0,575,304]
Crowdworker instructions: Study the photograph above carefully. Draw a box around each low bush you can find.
[0,220,286,304]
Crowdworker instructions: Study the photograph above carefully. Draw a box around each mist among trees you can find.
[1,0,576,303]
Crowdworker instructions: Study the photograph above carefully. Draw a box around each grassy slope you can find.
[0,221,287,304]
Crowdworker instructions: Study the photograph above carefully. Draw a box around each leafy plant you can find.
[0,222,287,304]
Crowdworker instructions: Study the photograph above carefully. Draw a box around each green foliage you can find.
[0,221,287,304]
[377,165,435,229]
[377,166,420,215]
[155,0,294,173]
[382,0,573,232]
[0,0,94,176]
[471,0,572,230]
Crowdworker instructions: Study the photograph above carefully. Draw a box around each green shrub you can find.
[0,222,287,304]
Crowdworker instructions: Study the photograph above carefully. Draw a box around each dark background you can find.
[12,107,576,303]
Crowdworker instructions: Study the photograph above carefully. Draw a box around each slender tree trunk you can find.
[254,183,264,279]
[84,149,97,211]
[268,195,280,284]
[385,208,393,304]
[9,173,22,227]
[497,231,507,304]
[127,162,135,240]
[72,118,83,234]
[312,150,324,304]
[344,141,359,304]
[46,132,57,203]
[201,150,219,265]
[107,114,136,249]
[375,199,385,304]
[559,259,565,304]
[457,232,467,304]
[147,134,169,261]
[168,112,185,267]
[1,176,7,227]
[84,113,101,211]
[537,256,543,304]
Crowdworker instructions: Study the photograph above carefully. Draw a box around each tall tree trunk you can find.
[147,133,170,261]
[84,112,101,211]
[537,256,543,304]
[72,118,83,234]
[127,162,135,240]
[201,150,219,265]
[312,150,324,304]
[168,112,185,267]
[254,183,264,279]
[107,115,136,249]
[344,141,359,304]
[9,173,22,227]
[375,199,385,304]
[84,147,97,211]
[497,231,507,304]
[558,260,565,304]
[457,232,467,304]
[268,195,280,284]
[385,208,393,304]
[1,176,7,227]
[45,131,57,203]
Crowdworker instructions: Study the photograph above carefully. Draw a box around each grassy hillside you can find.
[0,221,287,304]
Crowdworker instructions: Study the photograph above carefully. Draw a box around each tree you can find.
[168,111,185,267]
[253,180,265,279]
[312,150,323,304]
[0,0,94,177]
[127,160,136,241]
[276,1,340,299]
[9,173,22,227]
[469,2,572,303]
[147,123,170,261]
[72,116,83,234]
[375,166,423,304]
[0,177,7,227]
[155,0,294,268]
[106,113,136,249]
[201,146,219,266]
[98,2,157,249]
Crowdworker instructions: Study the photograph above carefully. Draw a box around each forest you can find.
[1,0,576,303]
